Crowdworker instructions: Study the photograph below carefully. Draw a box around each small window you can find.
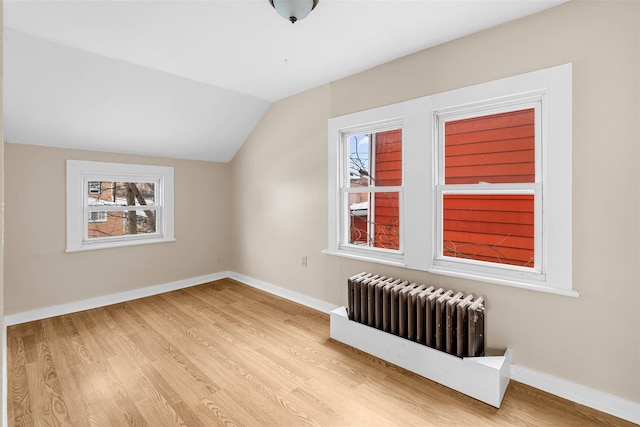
[328,109,406,264]
[86,181,158,239]
[67,160,174,251]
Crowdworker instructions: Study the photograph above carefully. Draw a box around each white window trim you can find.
[327,100,427,266]
[326,63,576,297]
[67,160,175,252]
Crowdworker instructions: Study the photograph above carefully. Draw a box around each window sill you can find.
[322,249,406,268]
[66,237,176,253]
[426,266,579,298]
[322,250,578,298]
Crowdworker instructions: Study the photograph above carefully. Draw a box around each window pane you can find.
[87,209,157,239]
[445,109,534,184]
[88,182,156,206]
[374,129,402,186]
[349,134,370,186]
[349,129,402,187]
[348,191,400,250]
[443,194,534,267]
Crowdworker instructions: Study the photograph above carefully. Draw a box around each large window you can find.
[327,64,574,296]
[67,160,175,251]
[435,105,540,273]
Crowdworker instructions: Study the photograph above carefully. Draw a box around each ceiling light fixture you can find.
[269,0,319,24]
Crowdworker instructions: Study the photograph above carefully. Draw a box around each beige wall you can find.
[230,84,332,301]
[4,144,232,314]
[230,1,640,403]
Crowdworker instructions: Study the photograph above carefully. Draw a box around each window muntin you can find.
[67,161,174,252]
[341,127,403,252]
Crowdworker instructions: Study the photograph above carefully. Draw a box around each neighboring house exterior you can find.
[87,181,125,239]
[87,181,156,239]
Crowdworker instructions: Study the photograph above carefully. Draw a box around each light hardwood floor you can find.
[7,279,635,426]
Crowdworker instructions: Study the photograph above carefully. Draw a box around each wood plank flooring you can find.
[7,279,635,426]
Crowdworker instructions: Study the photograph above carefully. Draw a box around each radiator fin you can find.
[346,273,485,358]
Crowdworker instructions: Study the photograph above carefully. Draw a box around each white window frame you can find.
[432,98,544,280]
[339,121,404,259]
[67,160,175,252]
[327,99,430,266]
[326,63,575,296]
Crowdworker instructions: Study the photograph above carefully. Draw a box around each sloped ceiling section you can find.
[4,29,270,162]
[4,1,566,163]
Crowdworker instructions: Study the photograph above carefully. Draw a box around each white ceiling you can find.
[4,0,565,162]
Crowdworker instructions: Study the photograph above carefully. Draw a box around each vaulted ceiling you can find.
[4,0,565,162]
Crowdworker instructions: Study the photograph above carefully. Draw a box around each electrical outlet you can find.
[302,256,308,267]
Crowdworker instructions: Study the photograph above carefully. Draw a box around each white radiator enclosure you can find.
[330,306,511,408]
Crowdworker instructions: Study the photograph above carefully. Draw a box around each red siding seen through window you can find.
[374,130,401,249]
[374,130,402,186]
[445,109,534,184]
[443,194,534,267]
[443,109,535,267]
[373,192,400,249]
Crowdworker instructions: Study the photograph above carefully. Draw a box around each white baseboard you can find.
[3,271,637,425]
[511,364,639,425]
[3,271,231,326]
[227,272,338,314]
